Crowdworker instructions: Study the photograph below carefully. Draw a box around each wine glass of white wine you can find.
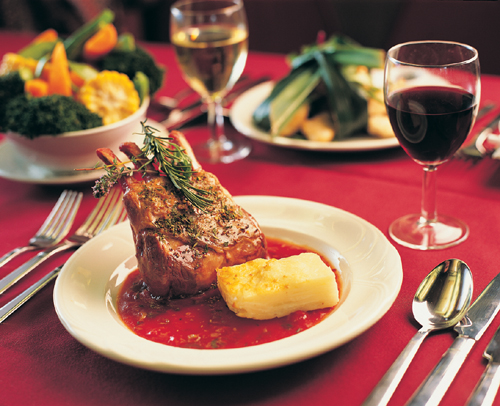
[170,0,251,163]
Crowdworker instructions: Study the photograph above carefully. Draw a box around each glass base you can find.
[192,135,251,164]
[389,213,469,250]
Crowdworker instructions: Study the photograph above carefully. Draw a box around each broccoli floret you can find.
[100,46,165,95]
[3,94,103,139]
[0,72,26,131]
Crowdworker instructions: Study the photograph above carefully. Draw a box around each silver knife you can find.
[0,265,61,323]
[161,76,270,130]
[406,271,500,406]
[465,325,500,406]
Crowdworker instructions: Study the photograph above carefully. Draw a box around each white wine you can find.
[169,0,252,163]
[172,24,248,99]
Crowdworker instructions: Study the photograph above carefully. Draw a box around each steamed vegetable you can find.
[33,29,58,44]
[18,40,57,60]
[48,42,72,96]
[114,33,136,52]
[3,94,102,138]
[32,9,114,78]
[132,71,150,104]
[100,46,165,95]
[0,72,25,130]
[0,8,165,138]
[0,53,49,79]
[253,35,385,140]
[254,65,321,135]
[25,78,49,97]
[83,23,118,60]
[64,9,115,60]
[78,70,140,125]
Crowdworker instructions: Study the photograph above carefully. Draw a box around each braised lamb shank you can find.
[97,131,267,297]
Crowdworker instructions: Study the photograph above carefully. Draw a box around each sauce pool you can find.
[117,238,339,349]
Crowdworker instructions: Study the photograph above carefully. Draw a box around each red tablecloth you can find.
[2,31,500,406]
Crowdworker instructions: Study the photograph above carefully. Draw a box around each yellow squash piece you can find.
[0,53,43,78]
[300,112,336,142]
[78,70,140,125]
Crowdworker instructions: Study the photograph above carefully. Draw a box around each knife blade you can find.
[464,326,500,406]
[405,271,500,406]
[161,76,270,130]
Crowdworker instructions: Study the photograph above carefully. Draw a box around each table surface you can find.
[2,31,500,406]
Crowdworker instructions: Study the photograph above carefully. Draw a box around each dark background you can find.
[1,0,499,74]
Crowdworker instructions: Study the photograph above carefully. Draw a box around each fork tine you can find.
[1,190,82,269]
[35,190,73,237]
[82,188,123,237]
[118,207,128,223]
[90,188,122,234]
[74,187,120,236]
[0,197,127,322]
[44,191,82,241]
[0,188,122,295]
[94,200,125,235]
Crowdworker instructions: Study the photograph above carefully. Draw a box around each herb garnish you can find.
[92,121,214,210]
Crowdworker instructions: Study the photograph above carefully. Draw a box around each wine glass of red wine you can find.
[384,41,480,250]
[170,0,251,164]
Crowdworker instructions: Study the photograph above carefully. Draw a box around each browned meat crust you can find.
[97,131,267,297]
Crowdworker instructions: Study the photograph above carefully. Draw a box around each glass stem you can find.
[420,165,438,224]
[207,98,226,146]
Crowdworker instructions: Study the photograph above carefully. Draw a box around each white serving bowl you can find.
[2,97,150,172]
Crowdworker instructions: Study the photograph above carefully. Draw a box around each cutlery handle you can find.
[0,242,73,295]
[405,336,475,406]
[465,362,500,406]
[362,328,430,406]
[0,266,61,323]
[0,246,34,268]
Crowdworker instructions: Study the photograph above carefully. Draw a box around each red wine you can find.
[386,86,476,163]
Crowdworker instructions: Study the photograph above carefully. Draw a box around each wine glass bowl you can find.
[170,0,251,163]
[384,41,480,250]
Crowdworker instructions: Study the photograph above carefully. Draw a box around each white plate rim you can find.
[53,195,403,375]
[229,81,401,152]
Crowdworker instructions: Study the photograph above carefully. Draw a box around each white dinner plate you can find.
[53,196,403,375]
[0,120,166,185]
[229,81,401,152]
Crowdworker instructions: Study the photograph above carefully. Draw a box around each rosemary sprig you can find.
[92,121,214,210]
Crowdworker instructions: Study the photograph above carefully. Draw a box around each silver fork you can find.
[0,205,127,323]
[0,187,124,295]
[0,190,82,268]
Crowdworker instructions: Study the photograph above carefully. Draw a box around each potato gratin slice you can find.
[217,252,339,320]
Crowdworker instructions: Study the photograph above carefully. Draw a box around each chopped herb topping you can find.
[154,205,200,241]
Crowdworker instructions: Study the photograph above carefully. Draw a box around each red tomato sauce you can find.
[117,238,340,349]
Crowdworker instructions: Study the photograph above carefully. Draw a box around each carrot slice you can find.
[25,78,49,97]
[33,28,58,43]
[48,42,72,96]
[83,23,118,60]
[39,61,52,81]
[69,70,86,88]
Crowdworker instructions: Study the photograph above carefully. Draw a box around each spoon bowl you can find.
[362,258,473,406]
[413,259,473,330]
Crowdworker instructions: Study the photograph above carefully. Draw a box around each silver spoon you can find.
[362,258,473,406]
